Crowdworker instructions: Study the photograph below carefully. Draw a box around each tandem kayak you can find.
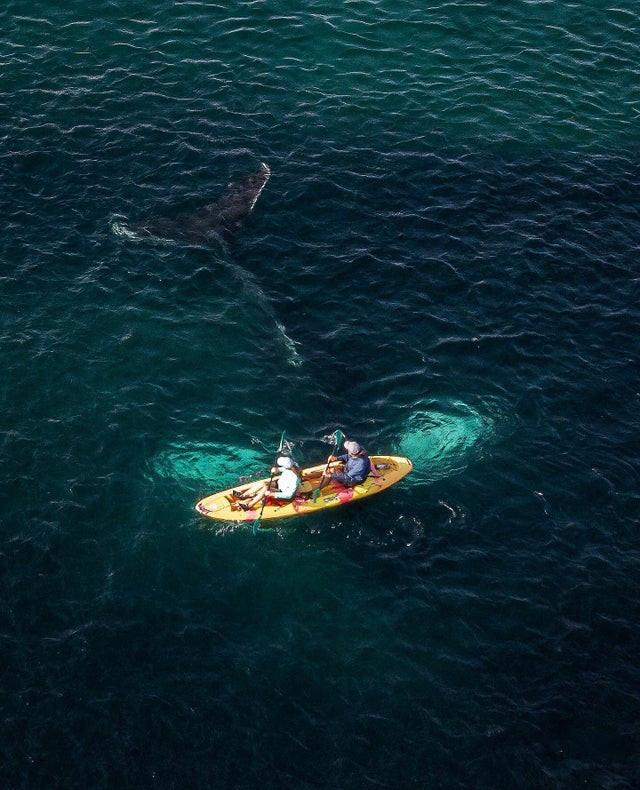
[195,455,413,524]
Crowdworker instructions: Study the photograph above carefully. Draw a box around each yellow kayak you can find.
[195,455,413,524]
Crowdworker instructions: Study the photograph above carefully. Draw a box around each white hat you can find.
[277,456,293,469]
[343,440,362,454]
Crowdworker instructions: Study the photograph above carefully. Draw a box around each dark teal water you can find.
[2,1,640,786]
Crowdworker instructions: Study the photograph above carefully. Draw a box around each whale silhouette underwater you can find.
[121,162,271,243]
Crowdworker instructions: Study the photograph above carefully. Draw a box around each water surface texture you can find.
[2,1,640,786]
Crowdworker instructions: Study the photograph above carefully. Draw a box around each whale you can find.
[126,162,271,243]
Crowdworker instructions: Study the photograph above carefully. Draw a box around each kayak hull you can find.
[195,455,413,524]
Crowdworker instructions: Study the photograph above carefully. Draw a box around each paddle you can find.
[253,430,287,532]
[312,429,345,502]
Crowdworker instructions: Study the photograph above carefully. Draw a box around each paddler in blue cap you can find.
[328,439,371,487]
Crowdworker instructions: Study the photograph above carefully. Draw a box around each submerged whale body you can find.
[131,162,271,242]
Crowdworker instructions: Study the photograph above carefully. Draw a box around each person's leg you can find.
[245,483,268,508]
[235,481,265,499]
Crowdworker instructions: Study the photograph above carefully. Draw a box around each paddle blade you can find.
[311,472,328,502]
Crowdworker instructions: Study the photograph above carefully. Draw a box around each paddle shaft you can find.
[255,467,276,524]
[314,432,344,494]
[255,432,286,526]
[317,455,336,488]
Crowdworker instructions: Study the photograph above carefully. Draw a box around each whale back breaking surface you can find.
[132,162,271,242]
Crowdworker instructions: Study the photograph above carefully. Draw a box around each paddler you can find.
[328,440,371,487]
[233,456,301,510]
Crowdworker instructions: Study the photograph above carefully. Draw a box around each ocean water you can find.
[2,1,640,786]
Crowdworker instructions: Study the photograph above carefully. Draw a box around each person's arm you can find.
[322,454,346,475]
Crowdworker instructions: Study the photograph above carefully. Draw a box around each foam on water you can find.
[110,219,144,241]
[110,218,180,247]
[275,321,303,367]
[396,401,492,483]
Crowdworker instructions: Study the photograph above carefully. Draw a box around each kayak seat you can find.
[264,494,293,508]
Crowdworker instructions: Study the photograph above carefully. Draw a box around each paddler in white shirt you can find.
[233,456,301,510]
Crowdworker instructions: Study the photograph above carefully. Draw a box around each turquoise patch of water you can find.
[151,442,266,488]
[397,402,491,483]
